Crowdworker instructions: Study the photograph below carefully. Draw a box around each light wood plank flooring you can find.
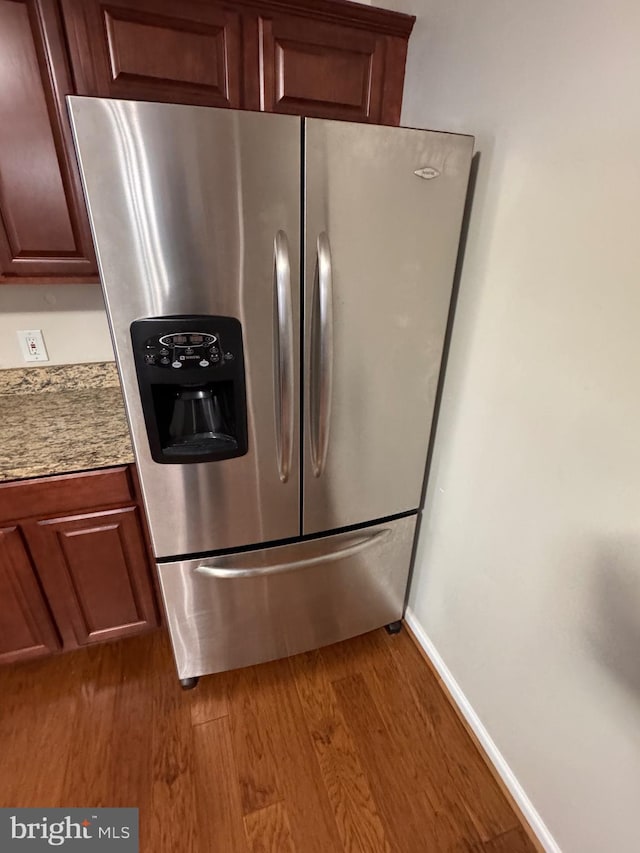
[0,627,536,852]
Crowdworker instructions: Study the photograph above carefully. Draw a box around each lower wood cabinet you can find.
[0,466,159,665]
[25,506,157,650]
[0,525,60,665]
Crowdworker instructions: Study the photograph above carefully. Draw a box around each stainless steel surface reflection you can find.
[68,99,301,557]
[69,98,473,684]
[157,515,416,679]
[303,119,473,534]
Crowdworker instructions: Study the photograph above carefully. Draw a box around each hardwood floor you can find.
[0,627,536,852]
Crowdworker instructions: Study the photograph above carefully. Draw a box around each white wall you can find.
[381,1,640,851]
[0,284,113,368]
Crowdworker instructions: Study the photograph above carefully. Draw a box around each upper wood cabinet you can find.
[60,0,243,108]
[0,0,413,285]
[0,0,97,282]
[257,9,400,123]
[60,0,413,123]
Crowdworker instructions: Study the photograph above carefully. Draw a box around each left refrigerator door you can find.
[68,99,302,557]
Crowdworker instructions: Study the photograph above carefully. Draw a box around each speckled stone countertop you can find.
[0,363,134,482]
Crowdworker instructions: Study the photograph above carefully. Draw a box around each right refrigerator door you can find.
[303,119,473,535]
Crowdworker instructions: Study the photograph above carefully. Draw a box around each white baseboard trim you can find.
[404,607,561,853]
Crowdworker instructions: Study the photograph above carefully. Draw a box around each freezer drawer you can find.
[157,514,416,679]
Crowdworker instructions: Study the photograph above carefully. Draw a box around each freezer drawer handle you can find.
[273,230,295,483]
[194,529,390,579]
[310,231,334,477]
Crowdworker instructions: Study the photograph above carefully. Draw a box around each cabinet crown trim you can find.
[234,0,415,37]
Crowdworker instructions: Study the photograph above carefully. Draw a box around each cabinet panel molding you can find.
[61,0,243,108]
[259,12,385,122]
[106,10,228,92]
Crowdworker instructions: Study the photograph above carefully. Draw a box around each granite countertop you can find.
[0,363,134,482]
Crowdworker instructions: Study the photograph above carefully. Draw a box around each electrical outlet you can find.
[17,329,49,362]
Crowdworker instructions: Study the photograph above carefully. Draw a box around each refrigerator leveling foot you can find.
[180,677,199,690]
[385,620,402,635]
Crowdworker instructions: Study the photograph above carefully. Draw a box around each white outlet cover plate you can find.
[17,329,49,362]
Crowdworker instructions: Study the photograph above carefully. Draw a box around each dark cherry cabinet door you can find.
[1,0,411,285]
[0,525,60,664]
[0,0,97,281]
[258,11,387,122]
[25,506,158,649]
[253,3,413,125]
[61,0,243,108]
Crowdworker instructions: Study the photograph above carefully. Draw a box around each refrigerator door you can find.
[303,119,473,534]
[68,99,301,557]
[157,514,416,679]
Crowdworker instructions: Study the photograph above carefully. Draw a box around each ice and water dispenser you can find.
[131,316,248,464]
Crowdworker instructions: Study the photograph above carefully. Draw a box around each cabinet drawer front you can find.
[28,506,157,648]
[259,13,385,122]
[61,0,242,108]
[0,467,134,522]
[0,525,59,664]
[158,514,416,680]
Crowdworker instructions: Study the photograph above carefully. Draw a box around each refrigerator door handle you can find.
[273,230,295,483]
[310,231,334,477]
[195,528,390,579]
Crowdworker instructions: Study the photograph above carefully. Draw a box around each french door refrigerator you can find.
[68,97,473,687]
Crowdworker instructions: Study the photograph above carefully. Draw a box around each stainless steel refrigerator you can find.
[68,97,473,687]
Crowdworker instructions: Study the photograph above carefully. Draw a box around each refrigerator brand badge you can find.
[414,166,440,180]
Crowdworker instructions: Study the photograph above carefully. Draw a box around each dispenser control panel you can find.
[142,331,236,370]
[130,315,248,465]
